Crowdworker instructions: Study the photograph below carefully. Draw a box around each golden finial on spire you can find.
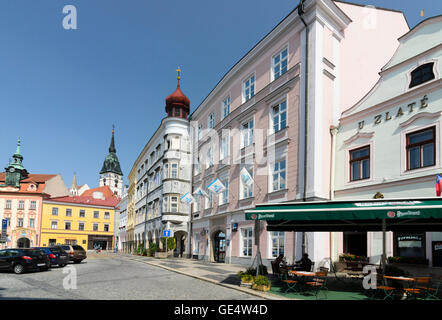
[112,124,115,134]
[176,67,181,80]
[420,9,424,17]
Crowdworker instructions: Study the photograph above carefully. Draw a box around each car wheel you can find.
[13,264,25,274]
[73,260,82,264]
[59,264,66,267]
[39,267,49,272]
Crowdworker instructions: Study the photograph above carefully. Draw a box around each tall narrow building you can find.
[99,128,123,198]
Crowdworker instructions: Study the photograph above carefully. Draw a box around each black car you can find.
[59,245,87,263]
[0,248,50,274]
[32,247,70,267]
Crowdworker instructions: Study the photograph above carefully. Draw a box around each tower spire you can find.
[176,66,181,87]
[109,125,116,153]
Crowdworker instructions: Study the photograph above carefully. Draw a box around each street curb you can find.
[121,255,292,300]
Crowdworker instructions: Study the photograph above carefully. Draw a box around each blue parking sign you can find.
[1,219,7,230]
[163,230,171,237]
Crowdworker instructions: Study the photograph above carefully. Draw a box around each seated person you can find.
[294,253,312,271]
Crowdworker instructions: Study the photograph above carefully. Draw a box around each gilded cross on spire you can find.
[112,124,115,134]
[176,67,181,87]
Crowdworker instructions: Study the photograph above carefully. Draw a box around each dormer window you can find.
[409,63,435,88]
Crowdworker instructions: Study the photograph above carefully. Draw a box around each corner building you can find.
[189,0,409,266]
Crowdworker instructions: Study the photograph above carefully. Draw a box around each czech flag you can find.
[437,174,442,196]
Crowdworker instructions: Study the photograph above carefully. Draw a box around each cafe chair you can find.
[425,279,441,300]
[283,272,299,293]
[374,274,396,300]
[404,277,430,300]
[306,271,328,299]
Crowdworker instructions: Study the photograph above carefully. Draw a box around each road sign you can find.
[163,230,171,237]
[1,219,7,241]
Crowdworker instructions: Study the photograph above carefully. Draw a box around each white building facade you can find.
[334,15,442,267]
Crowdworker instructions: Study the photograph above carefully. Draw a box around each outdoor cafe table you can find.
[383,276,416,299]
[289,271,316,292]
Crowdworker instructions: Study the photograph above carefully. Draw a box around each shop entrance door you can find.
[214,231,226,263]
[343,232,367,257]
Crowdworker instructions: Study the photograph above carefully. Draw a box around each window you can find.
[270,232,285,258]
[350,146,370,181]
[17,218,23,227]
[163,197,169,212]
[29,218,35,228]
[155,170,161,186]
[5,200,11,209]
[163,163,169,179]
[94,211,99,219]
[241,228,253,257]
[171,163,178,179]
[240,166,254,199]
[66,209,72,217]
[241,119,254,148]
[406,127,435,170]
[219,179,229,205]
[79,223,85,231]
[30,201,36,210]
[272,48,288,80]
[220,134,230,161]
[206,146,213,168]
[5,218,10,227]
[51,221,58,229]
[222,96,230,119]
[52,207,58,216]
[79,210,85,218]
[243,74,255,102]
[18,201,24,210]
[104,212,110,219]
[272,100,287,132]
[104,224,109,232]
[409,63,435,88]
[93,223,99,231]
[193,199,200,213]
[194,156,201,176]
[205,184,213,209]
[198,124,203,140]
[65,221,71,230]
[272,159,286,191]
[208,112,215,129]
[171,196,178,213]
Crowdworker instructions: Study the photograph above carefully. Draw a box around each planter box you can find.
[252,284,271,292]
[240,281,253,288]
[154,250,174,259]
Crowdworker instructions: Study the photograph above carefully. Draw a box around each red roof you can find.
[47,195,119,208]
[81,185,117,199]
[0,173,56,194]
[165,85,190,110]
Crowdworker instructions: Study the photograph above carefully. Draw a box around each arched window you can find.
[409,63,435,88]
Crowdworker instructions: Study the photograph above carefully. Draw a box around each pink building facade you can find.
[189,0,409,266]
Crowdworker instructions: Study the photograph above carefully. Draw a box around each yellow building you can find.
[41,189,118,249]
[126,166,136,252]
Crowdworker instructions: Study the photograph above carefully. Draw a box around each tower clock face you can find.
[9,168,15,173]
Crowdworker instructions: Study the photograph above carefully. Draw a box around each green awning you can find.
[245,198,442,232]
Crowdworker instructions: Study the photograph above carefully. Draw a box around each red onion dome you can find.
[165,83,190,110]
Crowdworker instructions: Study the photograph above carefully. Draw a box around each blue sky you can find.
[0,0,440,189]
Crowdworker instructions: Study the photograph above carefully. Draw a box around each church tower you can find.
[2,138,29,188]
[99,127,123,197]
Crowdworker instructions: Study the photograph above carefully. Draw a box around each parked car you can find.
[0,248,50,274]
[33,246,69,267]
[59,245,87,263]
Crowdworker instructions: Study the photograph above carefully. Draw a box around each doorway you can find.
[214,231,226,263]
[17,237,30,248]
[343,232,367,257]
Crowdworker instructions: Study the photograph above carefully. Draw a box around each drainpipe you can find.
[299,0,309,256]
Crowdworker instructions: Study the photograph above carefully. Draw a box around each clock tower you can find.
[3,138,28,188]
[99,127,123,197]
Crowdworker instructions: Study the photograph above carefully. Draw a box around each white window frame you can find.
[240,165,254,200]
[163,196,169,212]
[78,222,85,231]
[51,221,58,230]
[65,221,71,230]
[219,178,229,205]
[241,118,254,148]
[30,201,36,210]
[242,73,255,103]
[220,133,230,161]
[52,207,58,216]
[222,96,230,119]
[18,201,24,210]
[171,196,179,213]
[208,112,215,129]
[198,124,203,141]
[206,145,213,168]
[271,100,287,133]
[269,231,285,258]
[93,223,99,231]
[29,218,35,228]
[205,185,213,209]
[171,163,179,179]
[271,158,287,192]
[272,47,288,81]
[241,227,253,257]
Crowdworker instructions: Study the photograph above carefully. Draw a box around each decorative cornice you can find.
[399,111,442,128]
[343,132,375,145]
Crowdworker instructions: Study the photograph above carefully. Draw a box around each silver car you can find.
[59,245,87,264]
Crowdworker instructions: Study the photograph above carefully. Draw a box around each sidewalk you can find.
[116,253,292,300]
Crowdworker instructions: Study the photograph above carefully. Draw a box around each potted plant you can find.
[149,243,158,257]
[252,275,271,292]
[239,273,254,288]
